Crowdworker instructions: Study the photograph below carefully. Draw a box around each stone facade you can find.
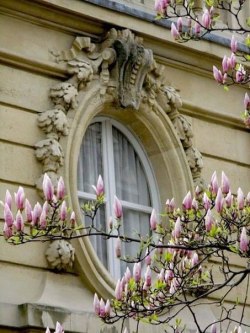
[0,1,249,333]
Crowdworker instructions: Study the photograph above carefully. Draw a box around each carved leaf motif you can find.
[35,139,64,172]
[50,82,78,111]
[172,114,193,148]
[68,59,94,84]
[37,109,69,137]
[161,86,182,109]
[45,240,75,271]
[185,146,204,173]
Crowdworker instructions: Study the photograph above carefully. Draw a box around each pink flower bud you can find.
[108,216,113,230]
[113,196,123,219]
[144,265,152,287]
[43,173,54,202]
[213,66,224,84]
[244,92,250,110]
[3,222,13,238]
[191,252,199,267]
[194,21,201,36]
[124,267,131,283]
[115,237,122,258]
[240,227,249,252]
[55,322,64,333]
[211,323,217,333]
[46,328,51,333]
[60,200,67,221]
[14,187,25,210]
[57,177,65,200]
[133,262,141,283]
[14,210,24,232]
[39,208,47,229]
[150,208,157,230]
[202,9,211,29]
[105,299,111,316]
[215,188,224,213]
[174,217,182,238]
[211,171,219,194]
[32,202,42,226]
[4,203,14,227]
[230,35,238,53]
[93,293,100,315]
[165,269,174,284]
[158,268,165,282]
[229,53,236,69]
[221,171,230,194]
[237,187,244,210]
[25,199,32,222]
[205,209,214,232]
[182,191,192,211]
[70,211,76,226]
[5,190,12,209]
[235,64,246,83]
[92,175,104,197]
[99,298,106,317]
[171,22,180,40]
[115,279,122,300]
[246,192,250,206]
[177,17,183,32]
[203,193,211,210]
[222,55,229,73]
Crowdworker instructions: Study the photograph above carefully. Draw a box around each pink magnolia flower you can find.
[215,188,224,213]
[225,191,233,208]
[246,192,250,206]
[237,187,244,210]
[5,190,12,209]
[177,17,183,32]
[240,227,249,252]
[133,262,141,283]
[55,322,64,333]
[235,64,246,83]
[105,299,111,316]
[25,199,33,222]
[3,222,13,239]
[43,173,54,202]
[203,193,211,210]
[93,293,100,315]
[115,237,122,258]
[205,209,214,232]
[39,208,47,229]
[150,208,157,230]
[124,267,131,283]
[4,203,14,227]
[155,0,169,13]
[191,252,199,267]
[32,202,42,226]
[230,35,238,53]
[14,186,25,210]
[194,21,201,36]
[171,22,180,40]
[115,279,122,300]
[182,191,192,210]
[174,217,182,238]
[144,265,152,287]
[211,323,217,333]
[222,55,230,73]
[202,9,211,29]
[14,210,24,232]
[57,177,65,200]
[244,92,250,110]
[145,248,151,266]
[210,171,218,194]
[221,171,230,194]
[213,66,227,84]
[70,211,76,226]
[92,175,104,197]
[60,200,67,221]
[113,196,123,219]
[99,298,106,317]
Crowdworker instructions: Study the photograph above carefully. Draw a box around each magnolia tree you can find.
[1,172,250,333]
[155,0,250,126]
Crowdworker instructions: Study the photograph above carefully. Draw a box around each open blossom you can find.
[240,227,249,252]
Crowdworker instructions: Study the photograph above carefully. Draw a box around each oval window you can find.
[77,117,160,279]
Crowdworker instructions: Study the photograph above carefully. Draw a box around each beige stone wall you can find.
[0,0,249,332]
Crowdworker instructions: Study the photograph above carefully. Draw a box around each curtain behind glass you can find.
[77,123,107,267]
[112,126,151,274]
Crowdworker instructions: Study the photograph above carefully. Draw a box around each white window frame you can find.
[77,117,160,279]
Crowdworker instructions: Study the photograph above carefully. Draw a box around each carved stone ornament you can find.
[35,27,204,196]
[45,240,75,271]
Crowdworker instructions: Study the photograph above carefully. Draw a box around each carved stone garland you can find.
[35,28,204,269]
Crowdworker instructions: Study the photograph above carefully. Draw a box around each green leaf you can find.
[224,85,229,92]
[245,35,250,48]
[246,17,250,27]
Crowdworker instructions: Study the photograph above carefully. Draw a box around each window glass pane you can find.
[79,198,108,268]
[77,122,103,193]
[113,126,151,206]
[120,208,150,275]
